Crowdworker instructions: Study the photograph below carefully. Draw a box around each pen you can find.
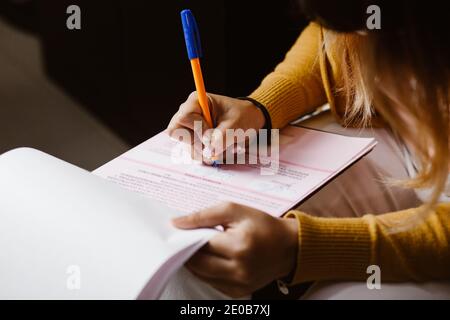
[181,9,213,128]
[181,9,218,166]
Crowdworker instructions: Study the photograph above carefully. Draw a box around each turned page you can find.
[0,148,216,299]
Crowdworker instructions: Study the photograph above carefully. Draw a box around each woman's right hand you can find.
[167,92,266,164]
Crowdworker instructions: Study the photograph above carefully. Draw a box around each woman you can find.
[163,0,450,299]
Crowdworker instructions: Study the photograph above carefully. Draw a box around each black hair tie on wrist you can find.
[237,97,272,145]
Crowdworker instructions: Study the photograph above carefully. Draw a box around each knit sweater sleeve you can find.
[285,203,450,284]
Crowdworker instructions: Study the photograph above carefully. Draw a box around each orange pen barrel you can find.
[190,58,214,128]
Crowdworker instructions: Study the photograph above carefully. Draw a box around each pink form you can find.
[94,126,377,217]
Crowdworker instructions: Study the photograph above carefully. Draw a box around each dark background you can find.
[0,0,307,145]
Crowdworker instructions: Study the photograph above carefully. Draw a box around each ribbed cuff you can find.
[237,97,272,145]
[285,211,374,284]
[249,76,310,129]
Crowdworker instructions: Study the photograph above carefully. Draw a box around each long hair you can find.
[299,0,450,210]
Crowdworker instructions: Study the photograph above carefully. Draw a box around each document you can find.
[0,126,376,299]
[94,126,377,216]
[0,148,216,299]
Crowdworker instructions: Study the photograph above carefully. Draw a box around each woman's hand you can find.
[172,203,298,298]
[167,92,266,164]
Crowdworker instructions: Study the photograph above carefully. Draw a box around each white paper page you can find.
[94,126,377,216]
[0,148,216,299]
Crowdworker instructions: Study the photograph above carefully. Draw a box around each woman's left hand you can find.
[172,202,298,298]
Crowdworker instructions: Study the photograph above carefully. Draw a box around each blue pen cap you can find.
[181,9,203,60]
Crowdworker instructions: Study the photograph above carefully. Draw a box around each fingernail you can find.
[172,216,186,226]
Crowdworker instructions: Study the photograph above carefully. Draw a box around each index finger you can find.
[172,203,239,229]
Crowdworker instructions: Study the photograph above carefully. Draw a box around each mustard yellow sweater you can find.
[250,23,450,284]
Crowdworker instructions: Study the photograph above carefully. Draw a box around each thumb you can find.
[172,203,239,229]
